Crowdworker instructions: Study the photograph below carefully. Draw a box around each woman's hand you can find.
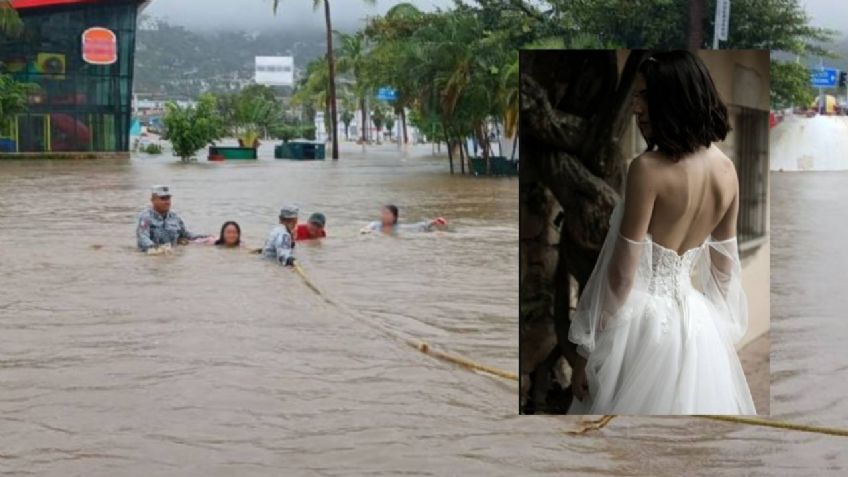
[571,355,590,402]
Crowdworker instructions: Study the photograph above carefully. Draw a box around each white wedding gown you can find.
[567,201,756,415]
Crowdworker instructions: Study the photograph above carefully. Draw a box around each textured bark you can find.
[520,75,587,155]
[519,50,646,414]
[688,0,705,49]
[401,108,408,144]
[360,97,367,143]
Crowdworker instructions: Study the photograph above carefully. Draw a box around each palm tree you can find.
[271,0,375,159]
[336,31,369,143]
[499,54,519,160]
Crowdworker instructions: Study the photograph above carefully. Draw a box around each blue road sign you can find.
[811,67,839,88]
[376,87,397,101]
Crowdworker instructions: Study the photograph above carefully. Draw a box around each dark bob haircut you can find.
[638,50,730,160]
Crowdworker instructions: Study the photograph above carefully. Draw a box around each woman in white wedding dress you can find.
[567,51,756,415]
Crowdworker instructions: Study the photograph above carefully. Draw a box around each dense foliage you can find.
[770,61,815,109]
[162,94,224,161]
[0,73,31,130]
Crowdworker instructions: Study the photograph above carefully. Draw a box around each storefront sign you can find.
[82,27,117,65]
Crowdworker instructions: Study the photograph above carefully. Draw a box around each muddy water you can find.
[0,148,845,476]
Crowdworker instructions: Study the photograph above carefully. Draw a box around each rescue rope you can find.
[698,415,848,437]
[128,246,848,439]
[292,263,518,382]
[565,415,848,438]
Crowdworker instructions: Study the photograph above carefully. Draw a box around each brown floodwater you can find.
[0,146,845,476]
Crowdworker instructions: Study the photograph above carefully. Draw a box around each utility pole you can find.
[688,0,705,49]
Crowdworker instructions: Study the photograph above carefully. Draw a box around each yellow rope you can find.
[292,263,518,382]
[566,415,617,435]
[564,414,848,438]
[293,264,848,439]
[699,415,848,437]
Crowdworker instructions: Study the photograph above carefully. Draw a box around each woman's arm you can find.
[610,157,656,300]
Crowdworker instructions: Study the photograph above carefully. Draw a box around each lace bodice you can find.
[647,242,703,300]
[569,201,749,361]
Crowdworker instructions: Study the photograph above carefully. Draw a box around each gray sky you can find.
[143,0,455,32]
[800,0,845,33]
[144,1,846,37]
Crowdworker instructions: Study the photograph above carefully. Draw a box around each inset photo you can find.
[519,49,770,415]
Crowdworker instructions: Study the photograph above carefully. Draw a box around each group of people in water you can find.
[135,184,448,266]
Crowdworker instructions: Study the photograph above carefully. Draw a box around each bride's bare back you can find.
[619,144,738,254]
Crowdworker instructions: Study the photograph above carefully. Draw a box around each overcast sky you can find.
[143,0,455,32]
[802,0,846,33]
[143,1,845,36]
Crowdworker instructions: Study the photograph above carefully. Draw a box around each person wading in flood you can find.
[360,204,448,234]
[295,212,327,241]
[262,205,299,266]
[136,185,211,254]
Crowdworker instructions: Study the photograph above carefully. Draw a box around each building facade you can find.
[1,0,148,154]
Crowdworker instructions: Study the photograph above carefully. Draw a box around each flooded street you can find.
[1,150,845,475]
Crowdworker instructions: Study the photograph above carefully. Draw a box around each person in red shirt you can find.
[295,212,327,241]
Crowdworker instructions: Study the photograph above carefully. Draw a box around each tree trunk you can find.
[443,123,454,174]
[478,123,491,176]
[401,108,408,144]
[458,135,466,175]
[688,0,705,49]
[324,0,339,160]
[519,50,646,413]
[360,96,367,143]
[463,138,472,174]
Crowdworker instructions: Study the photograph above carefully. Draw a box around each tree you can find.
[371,104,385,143]
[291,58,331,141]
[712,0,834,54]
[0,73,33,133]
[336,31,371,143]
[162,94,223,162]
[460,0,834,52]
[770,60,815,109]
[0,0,23,38]
[340,109,354,140]
[271,0,376,160]
[384,114,396,142]
[519,50,648,413]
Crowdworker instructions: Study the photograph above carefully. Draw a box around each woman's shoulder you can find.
[626,153,666,190]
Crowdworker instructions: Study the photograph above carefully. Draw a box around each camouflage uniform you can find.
[262,205,298,266]
[136,208,205,251]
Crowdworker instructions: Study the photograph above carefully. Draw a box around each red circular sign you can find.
[82,27,117,65]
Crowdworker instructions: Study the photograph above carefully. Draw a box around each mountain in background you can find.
[133,17,330,99]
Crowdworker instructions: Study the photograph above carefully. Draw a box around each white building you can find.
[255,56,294,87]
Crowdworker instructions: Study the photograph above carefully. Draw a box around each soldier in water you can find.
[136,185,211,254]
[262,205,299,266]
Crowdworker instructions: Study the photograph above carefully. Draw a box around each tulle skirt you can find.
[568,287,757,415]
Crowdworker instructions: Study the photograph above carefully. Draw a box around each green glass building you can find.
[0,0,148,155]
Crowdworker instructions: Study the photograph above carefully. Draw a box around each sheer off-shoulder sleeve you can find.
[568,203,654,358]
[694,237,748,344]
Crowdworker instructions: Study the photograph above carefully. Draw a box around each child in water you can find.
[360,204,448,234]
[262,205,298,266]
